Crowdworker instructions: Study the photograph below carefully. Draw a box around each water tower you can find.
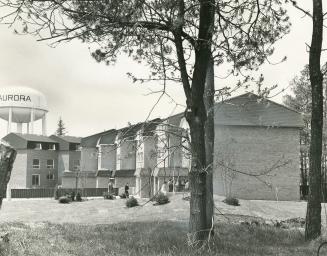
[0,87,48,135]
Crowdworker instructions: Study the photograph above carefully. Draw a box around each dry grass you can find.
[0,221,323,256]
[0,195,327,255]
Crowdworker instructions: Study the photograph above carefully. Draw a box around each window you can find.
[73,160,80,171]
[49,144,56,150]
[47,159,54,169]
[32,174,40,186]
[34,143,42,150]
[46,173,55,180]
[70,143,81,151]
[32,159,40,169]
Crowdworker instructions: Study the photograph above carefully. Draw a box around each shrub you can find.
[119,193,127,199]
[155,193,169,205]
[70,191,76,201]
[223,197,240,206]
[54,188,59,200]
[126,197,138,208]
[76,192,82,202]
[58,196,70,204]
[103,192,115,200]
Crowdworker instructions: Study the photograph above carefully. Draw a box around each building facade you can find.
[3,93,304,201]
[2,133,81,190]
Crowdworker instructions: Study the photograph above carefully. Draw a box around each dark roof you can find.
[62,171,96,178]
[3,133,57,144]
[15,133,57,143]
[81,129,117,147]
[214,93,304,128]
[98,130,117,145]
[117,123,144,140]
[153,167,189,177]
[51,135,81,144]
[112,169,135,177]
[96,170,113,177]
[141,118,162,136]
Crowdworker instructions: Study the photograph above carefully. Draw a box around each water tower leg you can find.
[17,123,22,134]
[42,115,47,136]
[7,107,12,134]
[30,108,35,134]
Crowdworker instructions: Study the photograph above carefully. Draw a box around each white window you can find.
[32,174,40,186]
[46,173,55,180]
[32,159,40,169]
[47,159,54,169]
[73,160,80,171]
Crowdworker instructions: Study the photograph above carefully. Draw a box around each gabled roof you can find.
[2,133,57,149]
[97,130,117,145]
[12,133,57,143]
[214,92,304,128]
[141,118,162,136]
[51,135,81,144]
[81,129,116,147]
[117,123,144,140]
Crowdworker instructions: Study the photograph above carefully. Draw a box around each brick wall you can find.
[69,150,81,171]
[8,150,27,188]
[213,125,300,201]
[26,149,58,188]
[119,141,136,170]
[81,147,98,172]
[98,144,116,170]
[96,177,110,188]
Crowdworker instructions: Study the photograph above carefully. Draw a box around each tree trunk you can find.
[204,56,215,235]
[305,0,323,241]
[0,143,16,208]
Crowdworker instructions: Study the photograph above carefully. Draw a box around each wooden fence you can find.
[10,188,108,198]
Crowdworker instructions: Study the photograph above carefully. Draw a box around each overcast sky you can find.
[0,2,324,139]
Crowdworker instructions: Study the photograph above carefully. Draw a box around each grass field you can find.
[0,195,326,255]
[0,221,325,256]
[0,194,321,224]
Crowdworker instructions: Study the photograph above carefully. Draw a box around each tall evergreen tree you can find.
[56,117,67,136]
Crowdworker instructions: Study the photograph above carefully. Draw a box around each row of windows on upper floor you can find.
[27,142,81,151]
[32,159,80,171]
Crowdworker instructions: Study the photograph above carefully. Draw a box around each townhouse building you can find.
[2,133,81,193]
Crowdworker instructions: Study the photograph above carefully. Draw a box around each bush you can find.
[76,192,82,202]
[70,191,76,201]
[119,193,127,199]
[58,196,70,204]
[126,197,138,208]
[54,188,59,200]
[223,197,240,206]
[155,193,170,205]
[103,192,115,200]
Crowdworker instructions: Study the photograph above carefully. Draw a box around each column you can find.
[30,108,35,134]
[42,114,47,136]
[17,123,22,133]
[27,123,30,134]
[7,107,12,134]
[6,183,11,201]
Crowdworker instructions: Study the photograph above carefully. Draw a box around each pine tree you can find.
[56,117,67,136]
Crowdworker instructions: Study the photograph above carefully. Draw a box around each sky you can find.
[0,2,324,139]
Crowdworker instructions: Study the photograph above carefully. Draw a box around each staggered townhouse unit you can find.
[2,133,81,192]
